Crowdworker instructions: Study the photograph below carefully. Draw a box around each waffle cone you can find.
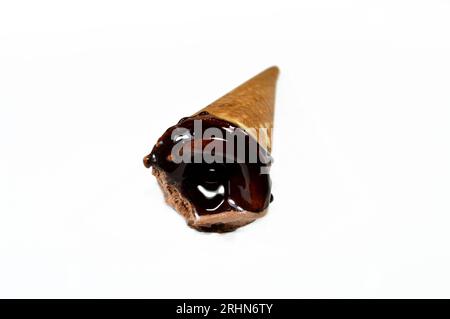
[195,66,279,152]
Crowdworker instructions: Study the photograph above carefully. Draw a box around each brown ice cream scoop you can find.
[144,67,279,232]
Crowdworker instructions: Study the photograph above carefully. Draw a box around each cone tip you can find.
[265,65,280,76]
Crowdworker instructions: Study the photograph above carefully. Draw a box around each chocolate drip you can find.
[144,113,272,216]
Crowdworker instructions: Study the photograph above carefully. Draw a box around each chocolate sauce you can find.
[144,113,272,216]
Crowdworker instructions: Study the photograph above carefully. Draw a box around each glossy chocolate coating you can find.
[144,112,272,216]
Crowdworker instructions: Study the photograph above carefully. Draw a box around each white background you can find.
[1,0,450,298]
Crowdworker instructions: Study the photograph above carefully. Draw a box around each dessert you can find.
[143,67,279,232]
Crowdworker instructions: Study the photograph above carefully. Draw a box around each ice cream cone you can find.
[144,67,279,232]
